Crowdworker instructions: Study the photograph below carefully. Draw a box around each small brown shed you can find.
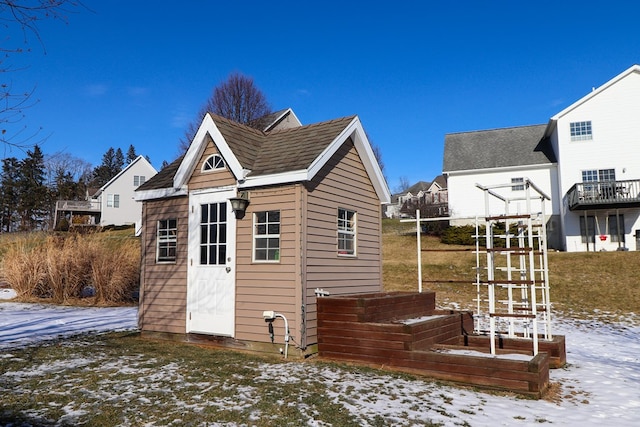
[135,109,390,355]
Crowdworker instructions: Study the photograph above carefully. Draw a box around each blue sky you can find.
[4,1,640,192]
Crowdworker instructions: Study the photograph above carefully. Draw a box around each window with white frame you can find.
[570,121,592,141]
[157,219,177,262]
[134,175,146,186]
[107,194,120,208]
[337,208,356,256]
[598,169,615,182]
[254,210,280,261]
[202,154,225,172]
[609,214,625,243]
[511,177,524,191]
[579,216,595,244]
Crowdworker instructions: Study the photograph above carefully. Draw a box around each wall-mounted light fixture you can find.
[229,190,250,219]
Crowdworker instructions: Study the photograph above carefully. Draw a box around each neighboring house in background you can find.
[443,64,640,252]
[385,176,448,219]
[54,155,157,230]
[134,109,390,356]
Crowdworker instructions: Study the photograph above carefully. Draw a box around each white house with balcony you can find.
[443,64,640,252]
[54,155,157,230]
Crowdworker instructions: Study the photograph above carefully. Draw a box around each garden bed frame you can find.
[317,291,566,398]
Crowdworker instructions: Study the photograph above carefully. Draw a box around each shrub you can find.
[440,225,480,245]
[1,235,46,298]
[1,231,140,305]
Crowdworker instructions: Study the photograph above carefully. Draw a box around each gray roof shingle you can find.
[137,113,356,192]
[443,124,556,172]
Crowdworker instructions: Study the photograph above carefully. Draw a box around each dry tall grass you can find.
[0,231,140,305]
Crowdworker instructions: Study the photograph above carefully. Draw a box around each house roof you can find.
[94,155,157,196]
[136,111,390,203]
[551,64,640,121]
[443,124,556,173]
[432,174,447,189]
[136,156,183,193]
[248,108,302,132]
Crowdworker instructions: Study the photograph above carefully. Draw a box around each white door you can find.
[187,190,236,336]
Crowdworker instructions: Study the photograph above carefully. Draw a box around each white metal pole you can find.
[416,209,422,293]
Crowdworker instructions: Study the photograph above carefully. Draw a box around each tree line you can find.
[0,144,142,232]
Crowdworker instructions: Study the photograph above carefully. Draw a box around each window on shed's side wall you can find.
[157,219,177,263]
[253,210,280,262]
[202,154,225,172]
[337,208,356,256]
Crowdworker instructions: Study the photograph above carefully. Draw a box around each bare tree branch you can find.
[1,1,84,150]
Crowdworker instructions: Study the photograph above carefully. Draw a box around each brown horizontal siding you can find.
[140,196,189,334]
[234,185,301,343]
[303,139,383,346]
[189,137,236,190]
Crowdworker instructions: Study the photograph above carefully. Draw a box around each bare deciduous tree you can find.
[396,176,411,194]
[1,0,83,149]
[179,72,271,153]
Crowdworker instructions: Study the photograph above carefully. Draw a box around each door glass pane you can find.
[199,202,228,265]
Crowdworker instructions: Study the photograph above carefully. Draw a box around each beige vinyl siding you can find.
[189,136,236,190]
[234,185,302,343]
[303,139,383,345]
[139,196,189,334]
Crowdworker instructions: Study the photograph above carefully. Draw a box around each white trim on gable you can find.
[95,155,157,196]
[155,113,390,205]
[174,114,244,188]
[263,108,302,132]
[552,65,640,121]
[307,117,391,204]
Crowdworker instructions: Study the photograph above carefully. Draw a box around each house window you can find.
[579,216,595,244]
[254,210,280,262]
[570,121,592,141]
[157,219,177,263]
[598,169,615,182]
[107,194,120,208]
[609,214,625,243]
[337,208,356,256]
[511,177,524,191]
[582,169,616,194]
[202,154,225,172]
[134,175,146,186]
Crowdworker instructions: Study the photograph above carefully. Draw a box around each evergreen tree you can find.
[115,148,125,171]
[92,147,119,187]
[17,145,48,231]
[126,144,137,164]
[0,157,20,232]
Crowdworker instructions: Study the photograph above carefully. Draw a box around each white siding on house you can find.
[447,165,558,223]
[554,68,640,252]
[99,157,157,227]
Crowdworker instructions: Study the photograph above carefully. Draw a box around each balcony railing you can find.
[55,199,101,212]
[567,179,640,210]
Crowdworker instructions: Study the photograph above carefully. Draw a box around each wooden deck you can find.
[317,291,566,398]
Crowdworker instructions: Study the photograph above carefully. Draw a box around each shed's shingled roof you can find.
[137,113,356,191]
[443,124,556,172]
[136,156,183,192]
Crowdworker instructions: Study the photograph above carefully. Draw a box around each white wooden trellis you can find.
[404,178,553,356]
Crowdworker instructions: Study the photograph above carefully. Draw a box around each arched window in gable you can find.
[202,154,225,172]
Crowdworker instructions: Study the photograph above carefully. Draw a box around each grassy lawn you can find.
[1,223,639,424]
[0,332,448,426]
[382,219,640,323]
